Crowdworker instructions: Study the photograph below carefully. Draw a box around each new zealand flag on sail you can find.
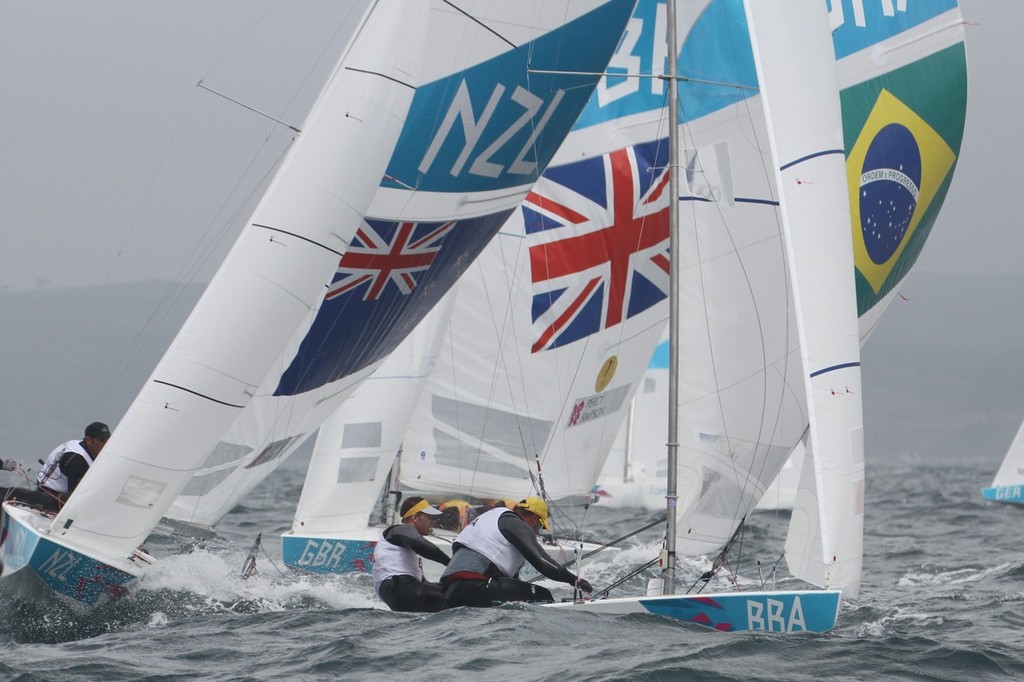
[274,213,510,396]
[522,139,670,352]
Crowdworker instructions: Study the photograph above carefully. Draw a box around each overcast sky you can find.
[0,0,1021,464]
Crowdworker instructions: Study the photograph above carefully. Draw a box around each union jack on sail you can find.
[326,220,456,301]
[522,139,671,352]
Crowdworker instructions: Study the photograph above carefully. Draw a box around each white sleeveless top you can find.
[37,439,93,494]
[372,526,424,594]
[452,508,525,578]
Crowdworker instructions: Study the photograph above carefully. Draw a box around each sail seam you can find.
[440,0,516,49]
[809,361,861,378]
[779,148,844,171]
[251,224,345,257]
[343,67,415,90]
[152,380,246,409]
[680,196,779,206]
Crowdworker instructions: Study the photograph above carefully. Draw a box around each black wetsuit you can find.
[441,511,583,608]
[374,524,451,613]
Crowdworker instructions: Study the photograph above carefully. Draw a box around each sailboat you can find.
[542,0,966,633]
[981,419,1024,505]
[0,0,637,606]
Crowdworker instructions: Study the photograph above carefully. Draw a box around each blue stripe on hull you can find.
[981,486,1024,505]
[281,536,376,574]
[1,508,136,605]
[546,590,841,633]
[637,591,840,633]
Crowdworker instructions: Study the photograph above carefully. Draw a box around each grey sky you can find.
[0,1,1019,291]
[0,0,1021,465]
[0,1,368,292]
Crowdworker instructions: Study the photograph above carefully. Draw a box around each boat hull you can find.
[981,485,1024,505]
[281,532,379,574]
[282,529,605,580]
[1,502,141,606]
[544,589,841,633]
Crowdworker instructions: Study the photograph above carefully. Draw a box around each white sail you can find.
[398,173,671,502]
[744,0,865,598]
[165,0,640,529]
[982,418,1024,504]
[593,0,967,520]
[596,331,804,512]
[291,292,456,538]
[991,420,1024,488]
[51,1,426,562]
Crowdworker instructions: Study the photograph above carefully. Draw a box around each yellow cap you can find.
[401,497,442,519]
[516,496,551,531]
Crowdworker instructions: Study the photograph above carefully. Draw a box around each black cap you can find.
[85,421,110,441]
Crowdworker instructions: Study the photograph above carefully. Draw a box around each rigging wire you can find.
[527,514,667,585]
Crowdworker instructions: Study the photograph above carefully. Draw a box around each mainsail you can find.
[593,0,967,516]
[163,0,639,529]
[51,0,427,564]
[544,0,966,633]
[0,0,638,605]
[745,0,865,598]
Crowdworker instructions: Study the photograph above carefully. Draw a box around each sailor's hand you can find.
[1,458,17,471]
[575,578,593,593]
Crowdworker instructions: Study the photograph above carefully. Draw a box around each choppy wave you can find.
[2,461,1021,681]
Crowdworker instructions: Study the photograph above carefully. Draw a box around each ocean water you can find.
[1,457,1021,681]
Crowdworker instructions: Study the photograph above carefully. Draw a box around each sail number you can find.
[38,547,82,582]
[746,596,807,633]
[297,539,347,570]
[419,80,565,181]
[995,486,1022,501]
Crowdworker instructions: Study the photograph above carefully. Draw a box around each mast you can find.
[662,0,680,595]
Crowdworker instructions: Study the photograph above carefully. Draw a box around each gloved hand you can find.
[1,458,17,471]
[575,577,593,593]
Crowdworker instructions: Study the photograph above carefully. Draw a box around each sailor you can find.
[440,496,592,608]
[36,421,110,508]
[372,496,451,613]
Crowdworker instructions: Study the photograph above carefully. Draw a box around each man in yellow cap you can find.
[372,496,451,612]
[440,496,592,608]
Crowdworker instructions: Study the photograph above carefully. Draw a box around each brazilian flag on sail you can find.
[841,44,967,315]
